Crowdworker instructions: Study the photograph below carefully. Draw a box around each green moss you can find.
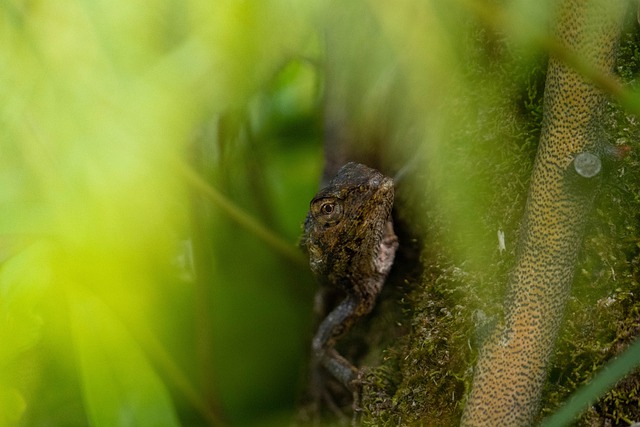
[358,253,479,425]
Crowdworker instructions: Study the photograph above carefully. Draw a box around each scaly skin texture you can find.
[301,162,398,390]
[461,0,626,425]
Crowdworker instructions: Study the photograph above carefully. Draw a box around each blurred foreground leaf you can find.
[69,289,180,427]
[0,242,50,426]
[0,386,26,426]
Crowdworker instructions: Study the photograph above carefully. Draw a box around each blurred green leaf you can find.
[0,386,26,426]
[0,242,49,364]
[0,241,50,427]
[70,290,180,427]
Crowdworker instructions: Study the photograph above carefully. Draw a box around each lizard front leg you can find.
[312,294,362,389]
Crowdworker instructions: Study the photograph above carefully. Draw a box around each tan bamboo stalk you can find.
[461,0,627,425]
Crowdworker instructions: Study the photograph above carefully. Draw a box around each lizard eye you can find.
[321,203,335,214]
[311,197,343,225]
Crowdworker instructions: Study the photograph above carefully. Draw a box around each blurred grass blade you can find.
[0,241,50,426]
[541,337,640,427]
[69,289,180,427]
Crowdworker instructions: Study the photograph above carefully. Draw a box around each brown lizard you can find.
[301,162,398,392]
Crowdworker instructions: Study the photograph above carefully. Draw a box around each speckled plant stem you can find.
[461,0,626,425]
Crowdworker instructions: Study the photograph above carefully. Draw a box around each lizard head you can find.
[301,162,396,291]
